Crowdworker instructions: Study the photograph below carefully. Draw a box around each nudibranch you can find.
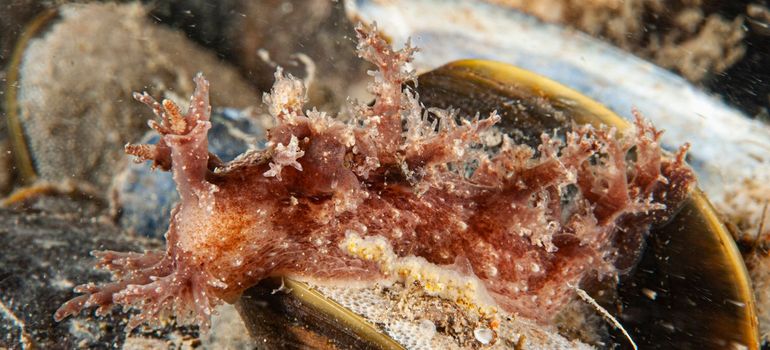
[55,24,695,331]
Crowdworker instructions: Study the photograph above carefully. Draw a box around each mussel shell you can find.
[237,278,404,350]
[4,8,58,186]
[5,3,261,192]
[347,0,770,204]
[237,60,759,349]
[417,60,759,349]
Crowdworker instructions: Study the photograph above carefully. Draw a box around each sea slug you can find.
[54,23,695,332]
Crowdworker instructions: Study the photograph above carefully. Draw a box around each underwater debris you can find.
[54,23,694,335]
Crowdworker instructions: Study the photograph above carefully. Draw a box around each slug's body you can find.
[55,24,694,331]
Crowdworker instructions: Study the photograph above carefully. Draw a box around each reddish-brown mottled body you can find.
[55,24,694,331]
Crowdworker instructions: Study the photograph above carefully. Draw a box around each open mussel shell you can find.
[237,60,759,349]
